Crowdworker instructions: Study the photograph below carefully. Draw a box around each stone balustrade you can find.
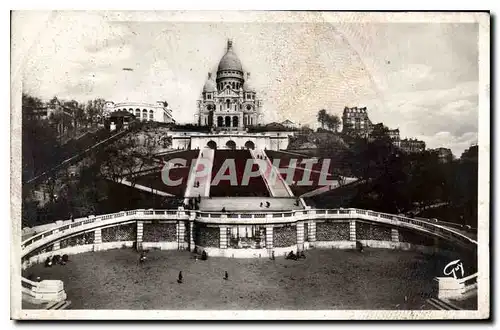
[20,207,478,303]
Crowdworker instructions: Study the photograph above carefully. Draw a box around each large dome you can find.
[217,40,243,72]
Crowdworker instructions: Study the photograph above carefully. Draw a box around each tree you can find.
[325,114,341,132]
[317,109,327,129]
[86,98,106,126]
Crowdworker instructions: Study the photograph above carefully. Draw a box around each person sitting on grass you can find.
[44,257,52,268]
[299,251,306,259]
[286,250,297,260]
[201,250,208,261]
[52,255,61,265]
[139,252,147,263]
[356,241,364,253]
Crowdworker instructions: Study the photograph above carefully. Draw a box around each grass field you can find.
[23,248,460,310]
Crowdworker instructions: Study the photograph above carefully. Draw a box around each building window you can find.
[207,94,211,100]
[226,99,231,110]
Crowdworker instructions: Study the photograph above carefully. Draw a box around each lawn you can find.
[23,248,460,310]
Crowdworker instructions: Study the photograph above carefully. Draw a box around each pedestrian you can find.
[224,271,229,280]
[260,202,263,207]
[177,271,183,284]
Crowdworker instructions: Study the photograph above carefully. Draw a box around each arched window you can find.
[226,99,230,110]
[225,116,231,127]
[232,116,239,128]
[207,140,217,149]
[232,82,235,89]
[244,141,255,150]
[217,116,223,127]
[226,140,236,150]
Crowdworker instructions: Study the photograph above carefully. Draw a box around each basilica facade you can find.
[195,40,263,130]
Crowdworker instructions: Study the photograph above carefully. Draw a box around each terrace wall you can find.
[22,208,476,268]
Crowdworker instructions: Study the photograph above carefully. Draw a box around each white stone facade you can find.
[104,101,175,123]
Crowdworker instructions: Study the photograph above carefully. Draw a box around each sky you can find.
[14,11,481,156]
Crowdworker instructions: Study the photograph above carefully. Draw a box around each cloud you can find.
[18,15,479,155]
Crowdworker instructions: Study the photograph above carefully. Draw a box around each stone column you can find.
[296,222,304,251]
[391,228,399,243]
[265,225,273,249]
[349,220,356,241]
[308,220,316,242]
[189,221,195,252]
[94,228,102,244]
[220,226,228,249]
[177,221,186,250]
[136,221,144,251]
[51,228,60,250]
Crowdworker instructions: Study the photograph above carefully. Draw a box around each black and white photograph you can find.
[10,10,490,320]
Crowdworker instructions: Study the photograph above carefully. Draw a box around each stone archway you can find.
[226,140,236,150]
[244,141,255,150]
[207,140,217,149]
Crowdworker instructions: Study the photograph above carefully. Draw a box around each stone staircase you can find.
[249,149,293,197]
[426,297,461,310]
[46,300,72,310]
[184,147,215,200]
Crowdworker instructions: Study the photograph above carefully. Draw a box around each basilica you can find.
[171,39,289,151]
[195,40,263,130]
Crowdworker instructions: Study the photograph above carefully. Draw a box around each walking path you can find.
[120,178,174,196]
[299,177,359,198]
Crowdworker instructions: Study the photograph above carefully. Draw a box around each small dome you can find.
[203,73,217,92]
[217,40,243,72]
[243,72,255,92]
